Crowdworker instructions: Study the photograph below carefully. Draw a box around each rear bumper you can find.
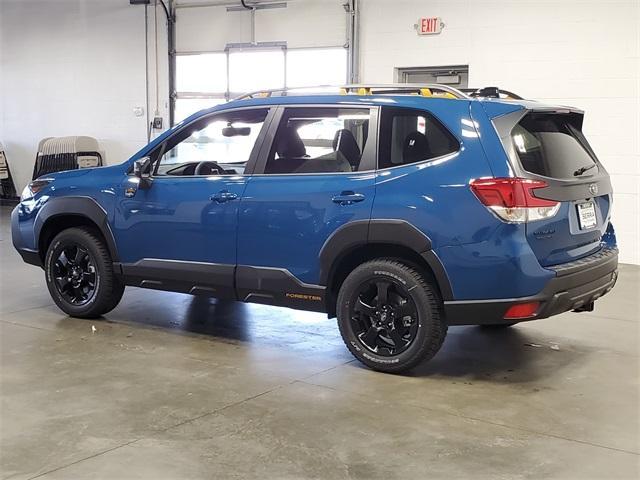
[444,247,618,325]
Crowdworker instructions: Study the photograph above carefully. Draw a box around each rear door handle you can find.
[332,191,365,206]
[210,190,238,203]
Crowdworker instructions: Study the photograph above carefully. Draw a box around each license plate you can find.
[577,201,597,230]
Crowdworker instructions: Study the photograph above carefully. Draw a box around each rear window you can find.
[511,113,597,179]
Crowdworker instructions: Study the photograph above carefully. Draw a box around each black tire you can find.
[336,259,447,373]
[44,227,125,318]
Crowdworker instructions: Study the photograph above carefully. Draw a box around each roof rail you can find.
[460,87,524,100]
[235,83,471,101]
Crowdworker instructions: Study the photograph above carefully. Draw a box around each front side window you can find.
[378,107,459,169]
[155,109,268,176]
[264,108,371,174]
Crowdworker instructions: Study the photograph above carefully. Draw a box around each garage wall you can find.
[0,0,159,194]
[359,0,640,265]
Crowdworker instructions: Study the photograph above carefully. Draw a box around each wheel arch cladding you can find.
[35,197,119,263]
[320,219,453,317]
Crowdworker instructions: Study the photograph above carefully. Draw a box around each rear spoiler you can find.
[467,88,585,119]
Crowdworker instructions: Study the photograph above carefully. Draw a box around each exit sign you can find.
[417,17,443,35]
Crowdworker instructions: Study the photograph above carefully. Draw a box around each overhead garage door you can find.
[174,0,349,122]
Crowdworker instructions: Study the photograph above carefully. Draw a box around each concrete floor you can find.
[0,205,638,480]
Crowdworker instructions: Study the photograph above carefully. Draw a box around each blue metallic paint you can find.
[114,175,247,265]
[11,93,618,311]
[238,172,376,284]
[525,196,610,267]
[477,100,613,267]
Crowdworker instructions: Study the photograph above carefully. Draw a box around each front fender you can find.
[33,196,119,261]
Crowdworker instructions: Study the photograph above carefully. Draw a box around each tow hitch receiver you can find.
[573,301,595,313]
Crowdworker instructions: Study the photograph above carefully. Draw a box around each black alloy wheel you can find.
[350,278,419,356]
[51,243,98,306]
[45,227,125,318]
[336,259,447,373]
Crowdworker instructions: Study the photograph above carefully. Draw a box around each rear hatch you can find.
[493,108,612,267]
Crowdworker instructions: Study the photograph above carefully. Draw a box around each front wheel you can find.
[45,227,125,318]
[336,259,447,373]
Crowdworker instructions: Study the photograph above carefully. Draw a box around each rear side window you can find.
[378,107,459,169]
[511,113,597,179]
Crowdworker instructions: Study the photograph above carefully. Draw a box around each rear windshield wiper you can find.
[573,163,597,176]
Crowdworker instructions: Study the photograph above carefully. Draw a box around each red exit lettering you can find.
[418,17,441,35]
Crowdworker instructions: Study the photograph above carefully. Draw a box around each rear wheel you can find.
[45,227,125,318]
[336,259,447,373]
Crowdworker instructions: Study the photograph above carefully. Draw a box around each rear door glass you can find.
[263,107,371,174]
[512,113,598,179]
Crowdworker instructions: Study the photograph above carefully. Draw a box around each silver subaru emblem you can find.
[589,183,598,196]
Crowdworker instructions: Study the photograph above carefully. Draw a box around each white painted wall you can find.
[0,0,162,194]
[360,0,640,264]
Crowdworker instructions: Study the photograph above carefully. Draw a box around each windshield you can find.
[511,113,597,179]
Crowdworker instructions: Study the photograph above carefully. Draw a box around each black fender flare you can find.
[318,219,453,301]
[34,196,120,262]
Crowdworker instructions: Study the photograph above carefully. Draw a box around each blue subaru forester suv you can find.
[12,85,618,372]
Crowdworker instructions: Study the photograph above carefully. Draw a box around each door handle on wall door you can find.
[210,190,238,203]
[332,191,365,206]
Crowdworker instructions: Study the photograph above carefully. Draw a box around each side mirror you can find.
[134,157,150,177]
[133,157,152,189]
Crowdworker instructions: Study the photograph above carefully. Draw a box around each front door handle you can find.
[210,190,238,203]
[332,191,365,206]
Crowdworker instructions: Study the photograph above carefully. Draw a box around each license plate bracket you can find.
[577,201,597,230]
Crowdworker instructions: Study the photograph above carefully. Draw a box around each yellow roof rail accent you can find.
[434,92,457,99]
[235,84,471,101]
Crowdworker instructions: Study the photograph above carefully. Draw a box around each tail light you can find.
[504,302,540,319]
[470,177,560,223]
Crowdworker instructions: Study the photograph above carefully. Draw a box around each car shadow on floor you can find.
[110,292,585,382]
[405,325,586,382]
[181,296,253,342]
